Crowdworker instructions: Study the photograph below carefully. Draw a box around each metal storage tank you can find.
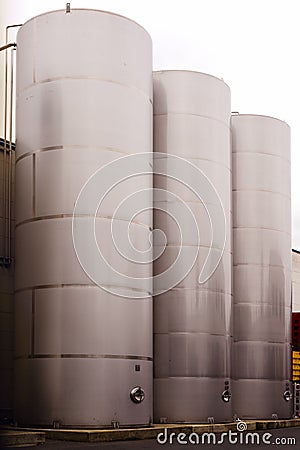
[0,139,15,422]
[15,9,153,427]
[292,249,300,312]
[153,70,232,422]
[231,114,292,419]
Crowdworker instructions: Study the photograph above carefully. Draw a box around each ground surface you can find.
[6,426,300,450]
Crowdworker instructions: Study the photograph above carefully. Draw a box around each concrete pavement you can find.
[2,418,300,446]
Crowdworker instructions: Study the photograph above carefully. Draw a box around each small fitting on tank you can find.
[66,3,71,13]
[130,386,145,404]
[283,390,293,402]
[52,420,60,429]
[159,417,168,424]
[221,389,232,403]
[222,379,231,403]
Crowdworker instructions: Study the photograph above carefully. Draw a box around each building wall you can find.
[0,140,15,421]
[292,250,300,312]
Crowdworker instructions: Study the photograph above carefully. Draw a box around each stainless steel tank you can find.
[153,70,232,423]
[292,250,300,312]
[15,9,153,427]
[231,114,292,419]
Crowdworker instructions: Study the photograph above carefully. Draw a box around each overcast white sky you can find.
[1,0,300,249]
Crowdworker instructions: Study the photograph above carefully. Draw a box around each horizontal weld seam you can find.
[17,76,152,104]
[16,214,151,229]
[16,145,151,163]
[14,354,153,361]
[15,283,152,295]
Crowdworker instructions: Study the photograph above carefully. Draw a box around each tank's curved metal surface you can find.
[292,250,300,312]
[153,70,232,423]
[15,9,153,427]
[231,114,292,419]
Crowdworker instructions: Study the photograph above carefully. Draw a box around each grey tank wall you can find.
[14,9,153,427]
[231,114,292,419]
[153,70,233,423]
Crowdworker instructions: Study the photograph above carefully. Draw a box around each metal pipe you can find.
[1,24,21,263]
[0,42,16,52]
[2,29,9,258]
[8,47,15,261]
[7,24,23,30]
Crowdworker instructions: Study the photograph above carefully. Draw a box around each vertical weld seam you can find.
[31,289,35,357]
[32,153,36,216]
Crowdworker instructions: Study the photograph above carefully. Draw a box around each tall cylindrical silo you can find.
[153,70,232,423]
[231,114,292,419]
[15,9,153,427]
[292,250,300,312]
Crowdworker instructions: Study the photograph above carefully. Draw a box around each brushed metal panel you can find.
[233,342,288,380]
[234,304,291,343]
[15,157,33,224]
[153,245,231,293]
[154,378,232,423]
[234,265,291,307]
[154,115,230,169]
[153,158,231,210]
[154,289,232,336]
[233,152,291,196]
[15,219,88,289]
[153,71,230,124]
[35,148,152,222]
[233,190,291,232]
[14,358,153,427]
[154,334,230,378]
[34,288,152,356]
[232,380,292,420]
[17,10,152,96]
[16,81,152,158]
[231,115,290,160]
[15,22,35,94]
[154,200,231,250]
[234,229,291,267]
[15,218,152,293]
